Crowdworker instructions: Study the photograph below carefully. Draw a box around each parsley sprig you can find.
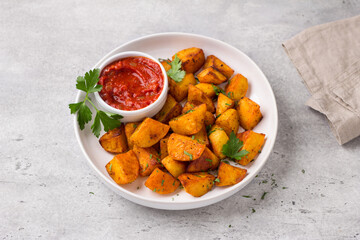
[69,69,123,137]
[166,54,186,82]
[222,132,249,160]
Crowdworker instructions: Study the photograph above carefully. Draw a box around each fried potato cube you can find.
[208,125,229,159]
[186,147,219,172]
[133,145,162,177]
[216,93,234,116]
[169,73,197,102]
[204,111,215,126]
[236,97,262,130]
[99,124,128,153]
[182,102,215,127]
[105,150,139,185]
[182,101,196,114]
[195,83,216,98]
[162,58,195,102]
[192,125,209,147]
[215,109,240,136]
[169,104,206,135]
[197,67,227,85]
[145,168,180,194]
[178,172,215,197]
[124,122,140,149]
[173,47,205,73]
[215,162,247,186]
[130,118,170,148]
[236,130,265,165]
[188,85,215,113]
[203,55,234,79]
[161,156,187,178]
[226,74,248,100]
[154,94,182,124]
[160,137,169,160]
[167,133,206,161]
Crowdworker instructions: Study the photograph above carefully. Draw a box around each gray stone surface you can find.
[1,0,359,239]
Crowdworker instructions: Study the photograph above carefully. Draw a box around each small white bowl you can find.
[94,51,168,122]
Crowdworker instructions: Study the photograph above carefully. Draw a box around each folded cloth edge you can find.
[307,92,360,145]
[328,59,360,118]
[282,16,360,145]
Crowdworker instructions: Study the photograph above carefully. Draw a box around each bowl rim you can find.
[93,51,168,116]
[74,32,279,210]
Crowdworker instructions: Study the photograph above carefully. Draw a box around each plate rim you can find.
[73,32,279,210]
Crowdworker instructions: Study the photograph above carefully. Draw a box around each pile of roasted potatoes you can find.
[100,47,265,197]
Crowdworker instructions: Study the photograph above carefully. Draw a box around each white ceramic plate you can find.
[74,32,278,210]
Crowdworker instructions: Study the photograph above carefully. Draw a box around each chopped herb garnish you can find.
[172,181,175,186]
[205,158,212,164]
[222,132,249,160]
[184,150,193,160]
[282,187,288,189]
[258,150,262,153]
[161,180,165,186]
[252,208,256,213]
[216,114,222,119]
[191,135,195,140]
[302,169,305,174]
[242,195,252,198]
[109,163,113,171]
[261,192,268,200]
[208,129,216,136]
[255,175,259,178]
[262,180,268,184]
[225,103,231,106]
[153,188,157,192]
[89,192,94,195]
[149,154,153,159]
[166,54,185,82]
[184,109,195,114]
[228,225,232,228]
[206,124,212,133]
[145,163,149,170]
[211,84,226,96]
[133,124,137,128]
[214,178,220,183]
[221,160,230,164]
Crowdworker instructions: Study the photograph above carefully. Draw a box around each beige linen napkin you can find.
[283,15,360,145]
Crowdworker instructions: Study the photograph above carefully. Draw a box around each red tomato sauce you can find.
[98,56,164,111]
